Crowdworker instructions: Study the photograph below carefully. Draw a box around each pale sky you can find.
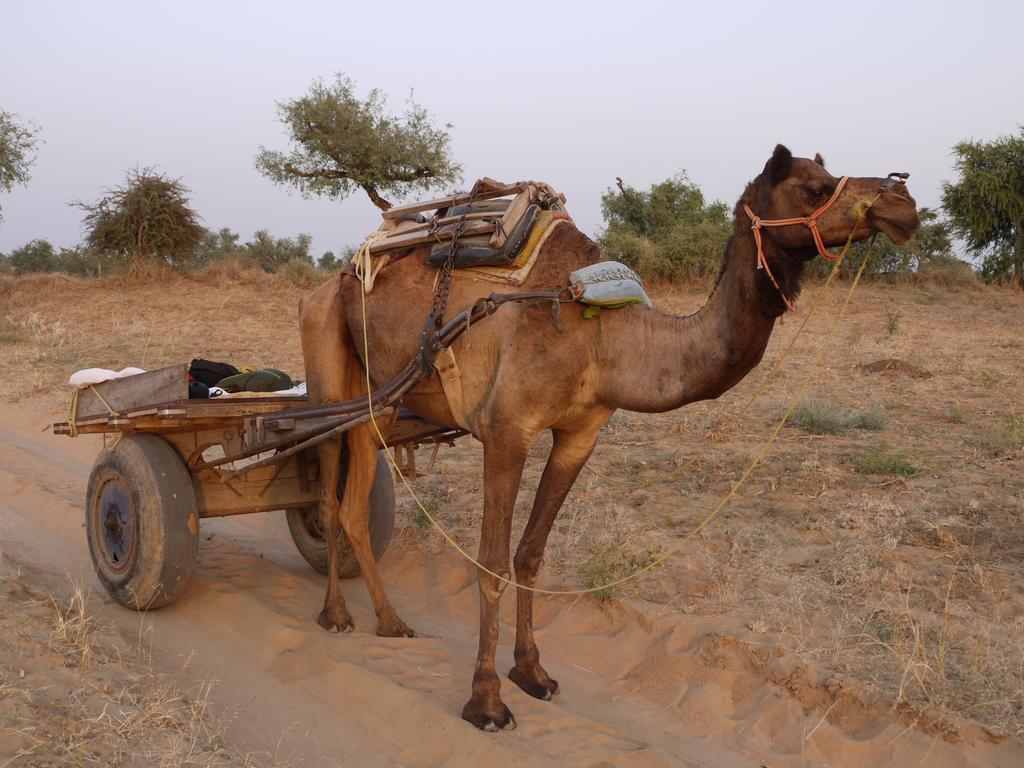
[1,0,1021,259]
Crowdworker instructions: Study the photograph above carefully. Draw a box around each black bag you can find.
[188,379,210,399]
[189,358,239,387]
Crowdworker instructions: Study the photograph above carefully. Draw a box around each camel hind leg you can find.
[314,436,354,632]
[300,275,413,637]
[338,414,414,637]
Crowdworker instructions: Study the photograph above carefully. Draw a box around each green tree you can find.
[0,110,41,222]
[256,74,462,211]
[318,251,341,272]
[244,229,313,273]
[942,128,1024,286]
[319,244,356,272]
[53,244,116,277]
[7,239,56,274]
[599,173,731,281]
[74,168,204,274]
[192,226,243,268]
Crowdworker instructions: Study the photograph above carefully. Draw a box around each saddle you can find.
[366,178,571,270]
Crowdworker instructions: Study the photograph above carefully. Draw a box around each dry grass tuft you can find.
[48,583,103,671]
[977,414,1024,458]
[578,541,662,601]
[1,558,289,766]
[790,397,887,435]
[855,445,919,476]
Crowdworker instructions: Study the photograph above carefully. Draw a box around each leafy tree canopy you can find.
[599,173,731,281]
[244,229,313,273]
[5,238,56,274]
[0,110,41,222]
[191,226,314,273]
[191,227,242,269]
[941,128,1024,285]
[0,239,112,278]
[256,74,462,211]
[319,245,356,272]
[74,168,204,274]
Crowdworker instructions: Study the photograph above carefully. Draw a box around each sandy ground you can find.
[0,270,1022,767]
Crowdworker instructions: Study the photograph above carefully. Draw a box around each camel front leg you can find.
[338,418,415,637]
[461,437,530,732]
[316,437,354,632]
[509,420,605,701]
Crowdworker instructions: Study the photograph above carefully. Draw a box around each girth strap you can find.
[434,346,472,432]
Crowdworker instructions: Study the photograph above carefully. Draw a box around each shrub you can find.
[977,414,1024,457]
[282,259,323,288]
[578,543,661,601]
[791,399,887,435]
[598,173,730,283]
[855,446,919,477]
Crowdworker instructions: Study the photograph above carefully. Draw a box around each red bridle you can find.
[742,175,850,313]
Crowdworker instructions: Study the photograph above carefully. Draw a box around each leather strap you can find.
[434,346,472,432]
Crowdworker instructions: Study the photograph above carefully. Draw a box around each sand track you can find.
[0,402,1017,767]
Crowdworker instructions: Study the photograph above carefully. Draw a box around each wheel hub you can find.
[303,509,325,540]
[98,479,136,572]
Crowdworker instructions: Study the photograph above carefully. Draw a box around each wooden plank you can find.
[381,181,527,220]
[368,219,496,254]
[178,398,306,419]
[374,209,507,241]
[73,364,188,421]
[194,454,319,518]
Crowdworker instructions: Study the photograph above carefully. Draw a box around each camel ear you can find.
[764,144,793,185]
[814,153,826,167]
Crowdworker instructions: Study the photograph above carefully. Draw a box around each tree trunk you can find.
[130,221,148,276]
[361,183,392,212]
[1015,220,1023,289]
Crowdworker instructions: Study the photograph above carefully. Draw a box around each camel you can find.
[298,145,920,731]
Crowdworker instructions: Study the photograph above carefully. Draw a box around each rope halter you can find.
[742,175,850,313]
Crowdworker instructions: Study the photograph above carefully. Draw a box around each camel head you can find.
[749,144,921,258]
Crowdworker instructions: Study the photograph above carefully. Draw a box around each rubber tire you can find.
[285,451,395,578]
[85,434,199,610]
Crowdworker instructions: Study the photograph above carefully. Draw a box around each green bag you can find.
[216,368,293,393]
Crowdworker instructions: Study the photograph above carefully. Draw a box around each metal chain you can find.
[420,186,479,367]
[430,211,469,330]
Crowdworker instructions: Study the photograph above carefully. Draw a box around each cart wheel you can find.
[286,451,395,578]
[86,434,199,610]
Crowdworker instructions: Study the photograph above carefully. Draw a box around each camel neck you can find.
[597,212,786,413]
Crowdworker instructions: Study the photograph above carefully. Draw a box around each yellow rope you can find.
[88,384,119,416]
[67,384,120,437]
[353,230,392,293]
[358,228,876,597]
[67,388,80,438]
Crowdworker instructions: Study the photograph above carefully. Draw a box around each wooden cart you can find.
[53,364,465,609]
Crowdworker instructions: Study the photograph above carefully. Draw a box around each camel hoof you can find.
[317,606,354,634]
[376,612,416,638]
[508,665,559,701]
[461,697,517,732]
